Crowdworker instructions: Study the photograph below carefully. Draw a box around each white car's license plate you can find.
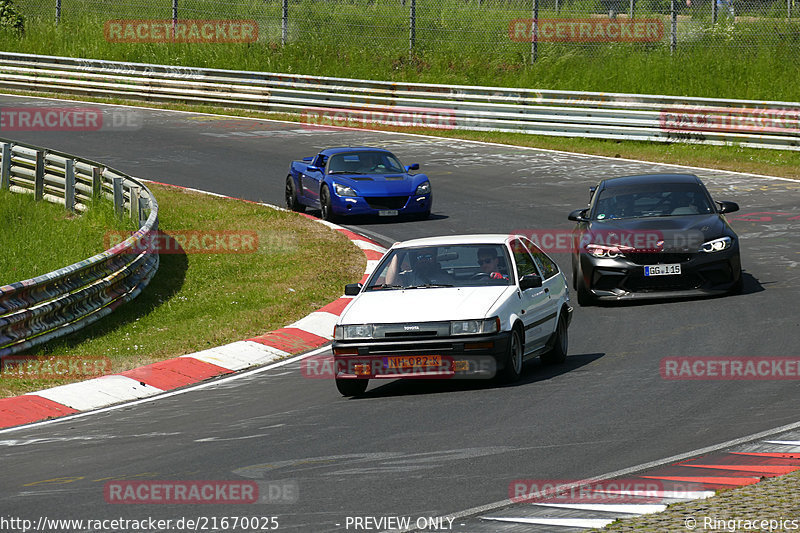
[644,264,681,276]
[378,210,399,216]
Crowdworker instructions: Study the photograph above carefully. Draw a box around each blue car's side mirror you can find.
[406,163,420,172]
[306,165,321,173]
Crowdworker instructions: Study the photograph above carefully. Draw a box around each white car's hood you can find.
[340,286,514,324]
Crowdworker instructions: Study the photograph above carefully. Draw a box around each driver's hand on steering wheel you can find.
[489,272,505,279]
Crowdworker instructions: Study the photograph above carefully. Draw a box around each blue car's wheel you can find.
[320,185,337,222]
[286,176,305,213]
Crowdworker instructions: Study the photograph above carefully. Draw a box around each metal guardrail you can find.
[0,136,159,357]
[0,51,798,150]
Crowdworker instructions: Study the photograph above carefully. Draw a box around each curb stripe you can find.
[119,358,233,390]
[0,396,79,429]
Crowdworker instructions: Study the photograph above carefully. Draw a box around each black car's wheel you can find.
[729,269,744,295]
[285,176,305,213]
[576,268,594,306]
[336,378,368,397]
[499,327,523,383]
[540,314,568,365]
[571,265,578,290]
[320,185,337,222]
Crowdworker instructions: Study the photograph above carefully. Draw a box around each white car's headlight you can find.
[334,183,358,197]
[700,236,732,253]
[334,324,373,340]
[415,181,431,195]
[451,317,500,336]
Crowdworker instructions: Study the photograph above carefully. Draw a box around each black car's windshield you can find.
[327,151,405,175]
[365,244,513,290]
[592,183,714,220]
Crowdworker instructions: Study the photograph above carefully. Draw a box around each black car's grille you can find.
[364,196,409,210]
[625,253,695,265]
[624,273,703,292]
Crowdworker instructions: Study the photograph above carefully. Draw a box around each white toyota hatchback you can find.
[332,234,572,396]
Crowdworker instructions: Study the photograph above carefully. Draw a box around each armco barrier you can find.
[0,51,798,150]
[0,137,159,357]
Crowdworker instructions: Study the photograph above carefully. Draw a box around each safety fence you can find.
[0,51,798,150]
[0,135,159,357]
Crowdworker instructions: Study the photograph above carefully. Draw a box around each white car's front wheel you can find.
[500,328,523,383]
[541,314,568,365]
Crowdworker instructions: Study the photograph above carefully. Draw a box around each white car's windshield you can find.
[327,151,405,175]
[366,244,513,290]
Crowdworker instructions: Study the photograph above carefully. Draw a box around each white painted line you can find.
[593,489,716,500]
[764,440,800,446]
[31,376,164,411]
[182,340,285,371]
[0,345,330,435]
[481,516,616,528]
[532,503,667,514]
[352,240,388,253]
[287,311,338,339]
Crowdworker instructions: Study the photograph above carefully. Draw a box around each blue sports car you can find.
[285,147,432,221]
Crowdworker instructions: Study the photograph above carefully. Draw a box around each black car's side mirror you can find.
[344,283,362,296]
[519,273,543,290]
[718,201,739,214]
[406,163,420,172]
[568,209,588,222]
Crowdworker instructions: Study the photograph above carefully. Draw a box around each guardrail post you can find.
[670,0,677,53]
[282,0,288,46]
[92,166,102,198]
[112,177,124,218]
[1,143,10,190]
[34,151,45,201]
[64,159,75,212]
[129,185,141,226]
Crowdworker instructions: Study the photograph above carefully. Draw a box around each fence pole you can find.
[56,0,61,24]
[172,0,178,40]
[35,151,45,201]
[65,159,75,212]
[282,0,288,45]
[789,0,792,18]
[113,177,124,218]
[629,0,635,19]
[409,0,416,58]
[531,0,539,63]
[1,143,10,190]
[712,0,717,24]
[670,0,677,53]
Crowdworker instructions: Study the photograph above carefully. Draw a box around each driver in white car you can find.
[477,247,508,280]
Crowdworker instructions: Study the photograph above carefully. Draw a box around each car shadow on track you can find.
[352,352,605,399]
[312,210,449,225]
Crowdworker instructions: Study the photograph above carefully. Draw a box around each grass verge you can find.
[0,189,135,286]
[0,183,365,398]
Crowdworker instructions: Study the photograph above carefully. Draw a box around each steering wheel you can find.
[470,272,490,280]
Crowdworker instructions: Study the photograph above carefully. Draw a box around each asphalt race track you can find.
[1,96,799,532]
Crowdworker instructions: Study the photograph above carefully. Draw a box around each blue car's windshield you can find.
[592,183,714,220]
[327,151,405,175]
[365,244,513,290]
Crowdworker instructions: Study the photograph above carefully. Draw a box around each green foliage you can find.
[0,0,24,34]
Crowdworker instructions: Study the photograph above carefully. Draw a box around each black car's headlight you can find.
[334,183,358,197]
[700,236,732,253]
[415,181,431,195]
[334,324,373,340]
[586,244,628,259]
[451,317,500,335]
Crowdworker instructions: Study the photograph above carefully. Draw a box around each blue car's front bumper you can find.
[330,193,432,217]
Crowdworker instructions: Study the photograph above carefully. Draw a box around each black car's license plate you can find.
[644,264,681,276]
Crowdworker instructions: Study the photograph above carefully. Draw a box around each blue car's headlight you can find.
[334,183,358,197]
[415,181,431,195]
[700,236,732,253]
